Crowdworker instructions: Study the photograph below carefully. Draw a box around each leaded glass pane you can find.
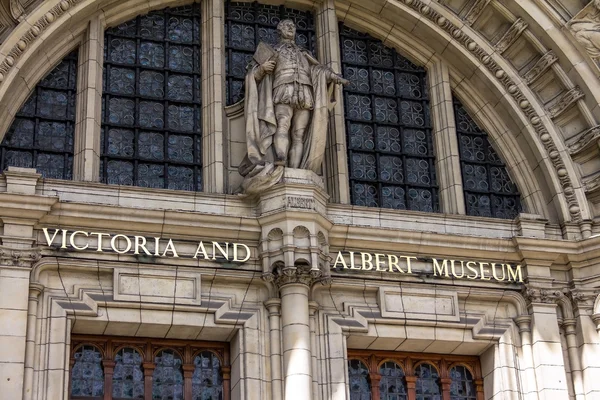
[0,51,77,179]
[341,25,437,212]
[348,359,371,400]
[112,347,144,399]
[191,351,223,400]
[71,345,104,397]
[415,363,441,400]
[379,361,407,400]
[449,365,477,400]
[453,97,521,218]
[152,349,184,400]
[224,1,316,105]
[102,5,202,191]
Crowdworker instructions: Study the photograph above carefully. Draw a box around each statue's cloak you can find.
[238,59,335,196]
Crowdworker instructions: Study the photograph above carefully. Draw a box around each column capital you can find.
[268,265,329,289]
[522,286,563,305]
[591,313,600,331]
[560,318,578,335]
[514,315,532,332]
[264,298,282,316]
[0,245,41,268]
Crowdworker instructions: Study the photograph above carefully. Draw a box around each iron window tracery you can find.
[0,50,78,179]
[340,25,438,212]
[453,97,522,219]
[224,1,316,105]
[101,5,203,191]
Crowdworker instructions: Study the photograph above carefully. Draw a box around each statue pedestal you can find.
[256,168,328,217]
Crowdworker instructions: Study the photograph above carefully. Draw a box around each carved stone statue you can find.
[238,19,348,195]
[569,0,600,61]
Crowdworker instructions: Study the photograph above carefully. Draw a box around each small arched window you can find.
[0,50,78,179]
[70,344,104,398]
[449,365,477,400]
[112,347,145,399]
[415,362,441,400]
[348,359,371,400]
[192,351,223,400]
[339,24,437,212]
[101,5,203,191]
[153,349,184,400]
[379,361,407,399]
[453,97,521,218]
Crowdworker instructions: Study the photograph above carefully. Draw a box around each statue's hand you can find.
[260,60,276,75]
[336,76,350,86]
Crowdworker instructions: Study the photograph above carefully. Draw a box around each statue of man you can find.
[238,19,348,195]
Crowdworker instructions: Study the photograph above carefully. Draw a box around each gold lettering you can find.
[349,251,360,269]
[333,251,348,269]
[162,239,179,258]
[42,228,60,246]
[69,231,89,250]
[61,229,68,249]
[479,262,491,281]
[93,232,110,252]
[506,264,523,282]
[111,234,132,254]
[134,236,152,256]
[492,263,506,281]
[466,261,478,279]
[375,254,387,271]
[154,237,161,256]
[450,260,464,278]
[193,241,209,259]
[433,258,449,277]
[361,252,373,270]
[388,254,402,273]
[233,243,251,262]
[212,242,229,260]
[401,256,416,274]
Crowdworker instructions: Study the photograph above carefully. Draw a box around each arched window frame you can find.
[69,336,230,400]
[347,350,484,400]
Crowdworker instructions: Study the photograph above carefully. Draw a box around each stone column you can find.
[275,265,318,400]
[562,319,585,400]
[514,315,539,400]
[23,283,43,400]
[265,298,283,400]
[308,301,319,400]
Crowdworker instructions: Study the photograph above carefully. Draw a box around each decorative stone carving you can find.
[548,87,585,119]
[568,1,600,67]
[523,51,558,84]
[0,245,41,267]
[567,125,600,156]
[464,0,490,26]
[237,19,348,195]
[271,264,327,288]
[495,18,528,54]
[583,173,600,195]
[523,287,563,304]
[565,288,597,312]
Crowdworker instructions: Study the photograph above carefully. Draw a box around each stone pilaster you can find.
[514,315,538,400]
[265,298,283,400]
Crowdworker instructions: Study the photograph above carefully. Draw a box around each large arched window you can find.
[340,25,438,212]
[0,50,78,179]
[224,1,316,105]
[101,5,203,191]
[453,97,521,218]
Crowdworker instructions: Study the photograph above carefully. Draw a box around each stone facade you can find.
[0,0,600,400]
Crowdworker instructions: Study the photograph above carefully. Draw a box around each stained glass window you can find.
[112,347,145,399]
[379,361,407,400]
[71,345,104,398]
[415,363,441,400]
[101,5,203,191]
[453,97,521,218]
[191,351,223,400]
[0,50,77,179]
[153,349,184,400]
[224,1,316,105]
[340,25,438,212]
[449,365,477,400]
[348,359,371,400]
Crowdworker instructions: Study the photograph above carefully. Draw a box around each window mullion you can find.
[74,14,104,182]
[428,60,465,214]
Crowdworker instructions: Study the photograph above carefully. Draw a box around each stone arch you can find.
[0,0,596,224]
